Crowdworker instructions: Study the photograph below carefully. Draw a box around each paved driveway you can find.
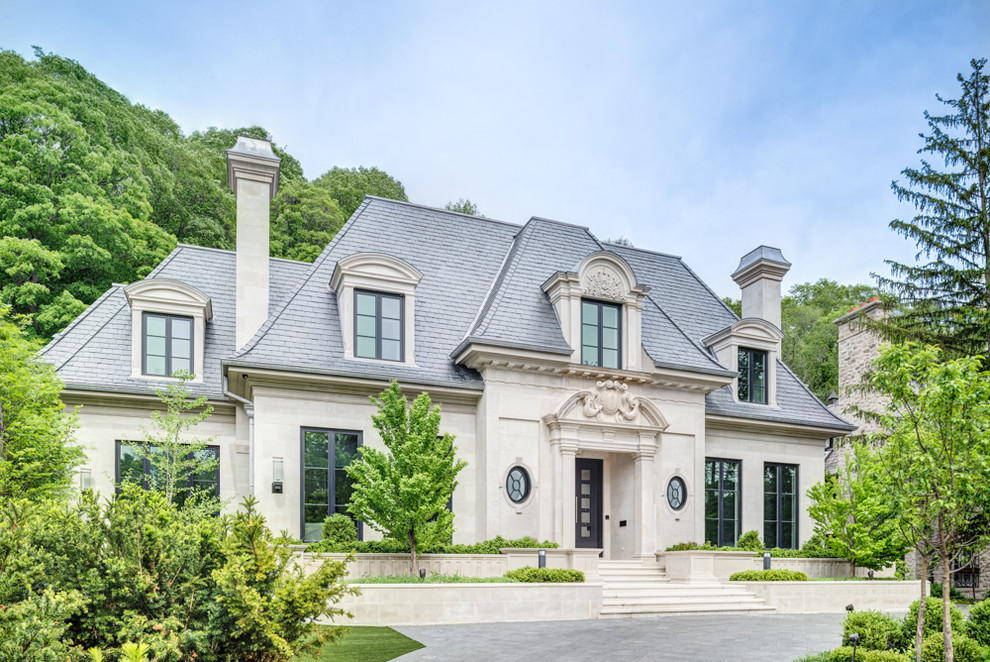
[395,613,847,662]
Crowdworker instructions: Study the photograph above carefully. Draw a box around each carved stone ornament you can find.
[582,380,640,422]
[584,268,626,301]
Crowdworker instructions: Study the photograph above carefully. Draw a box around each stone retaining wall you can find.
[740,580,920,613]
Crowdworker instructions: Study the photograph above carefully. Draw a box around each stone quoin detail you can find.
[584,268,626,301]
[582,380,640,422]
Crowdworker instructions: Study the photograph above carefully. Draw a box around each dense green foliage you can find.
[876,59,990,358]
[918,633,984,662]
[736,530,764,551]
[308,534,558,555]
[842,610,902,651]
[443,198,481,216]
[346,381,467,575]
[902,598,966,646]
[729,569,808,581]
[0,305,81,500]
[0,49,408,338]
[966,599,990,646]
[807,440,906,572]
[828,649,912,662]
[0,489,355,661]
[322,513,358,546]
[503,567,584,583]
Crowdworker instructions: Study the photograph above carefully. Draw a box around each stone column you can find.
[561,447,577,549]
[633,449,656,560]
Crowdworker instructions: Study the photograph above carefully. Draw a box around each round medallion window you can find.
[666,476,687,511]
[506,466,531,504]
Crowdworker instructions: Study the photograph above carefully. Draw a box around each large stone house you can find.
[42,137,854,558]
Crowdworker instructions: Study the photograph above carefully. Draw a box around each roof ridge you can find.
[605,242,682,261]
[144,245,183,279]
[457,234,518,349]
[228,198,372,360]
[470,223,537,338]
[644,293,730,372]
[174,243,312,266]
[526,215,591,231]
[775,358,854,427]
[675,254,740,320]
[363,196,522,229]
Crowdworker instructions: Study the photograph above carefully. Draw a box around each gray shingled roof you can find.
[43,196,851,432]
[40,245,310,398]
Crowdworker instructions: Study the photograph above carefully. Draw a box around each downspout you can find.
[224,375,255,496]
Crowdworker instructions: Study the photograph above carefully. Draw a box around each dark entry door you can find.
[576,458,603,549]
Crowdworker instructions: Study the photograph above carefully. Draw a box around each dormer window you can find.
[581,300,621,369]
[144,313,193,377]
[355,291,404,361]
[124,279,212,381]
[737,347,767,404]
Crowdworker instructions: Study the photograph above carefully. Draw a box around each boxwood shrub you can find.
[919,633,984,662]
[842,610,901,651]
[900,597,964,646]
[829,647,911,662]
[729,569,808,581]
[503,567,584,583]
[965,598,990,646]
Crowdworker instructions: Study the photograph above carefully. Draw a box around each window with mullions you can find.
[581,300,621,369]
[737,347,767,403]
[302,428,362,542]
[143,313,193,377]
[705,458,741,547]
[764,463,798,549]
[355,291,403,361]
[116,441,219,505]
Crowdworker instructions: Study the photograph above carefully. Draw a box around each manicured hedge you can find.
[841,610,901,651]
[308,535,559,554]
[829,647,911,662]
[729,569,808,581]
[503,567,584,583]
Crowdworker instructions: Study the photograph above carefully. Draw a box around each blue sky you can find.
[2,1,987,298]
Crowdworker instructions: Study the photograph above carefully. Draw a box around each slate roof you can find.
[42,196,852,432]
[40,245,310,398]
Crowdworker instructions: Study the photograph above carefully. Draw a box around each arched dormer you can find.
[124,279,213,381]
[703,318,783,406]
[329,253,423,365]
[541,251,650,372]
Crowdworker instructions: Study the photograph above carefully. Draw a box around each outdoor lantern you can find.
[763,552,771,570]
[539,549,547,569]
[272,457,284,494]
[78,467,92,491]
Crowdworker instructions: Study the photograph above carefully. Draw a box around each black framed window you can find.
[666,476,687,511]
[354,291,403,361]
[505,466,531,504]
[302,428,362,542]
[764,463,798,549]
[737,347,767,403]
[581,300,621,369]
[705,458,741,547]
[143,313,193,377]
[116,441,219,505]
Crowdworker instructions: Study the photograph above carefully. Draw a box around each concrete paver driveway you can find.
[395,613,847,662]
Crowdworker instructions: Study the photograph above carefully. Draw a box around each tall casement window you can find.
[116,441,219,504]
[764,463,798,549]
[737,347,767,403]
[581,300,621,369]
[705,458,741,547]
[143,313,193,377]
[354,291,403,361]
[302,428,361,542]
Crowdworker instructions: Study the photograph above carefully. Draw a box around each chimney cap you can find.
[226,136,281,199]
[731,245,791,287]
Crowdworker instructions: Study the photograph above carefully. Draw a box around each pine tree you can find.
[876,59,990,356]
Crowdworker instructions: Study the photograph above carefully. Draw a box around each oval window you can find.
[666,476,687,511]
[506,466,531,504]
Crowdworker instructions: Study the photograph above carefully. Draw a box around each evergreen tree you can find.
[876,58,990,357]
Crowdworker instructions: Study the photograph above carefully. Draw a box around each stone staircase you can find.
[598,560,774,617]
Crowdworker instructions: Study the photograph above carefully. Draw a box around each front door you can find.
[575,458,603,549]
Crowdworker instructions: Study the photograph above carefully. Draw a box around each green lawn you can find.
[301,626,425,662]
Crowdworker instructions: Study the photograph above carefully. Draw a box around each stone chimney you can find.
[730,246,791,330]
[226,136,280,348]
[833,297,887,437]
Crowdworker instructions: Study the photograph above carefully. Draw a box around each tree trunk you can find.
[943,552,954,662]
[917,554,928,662]
[409,530,417,577]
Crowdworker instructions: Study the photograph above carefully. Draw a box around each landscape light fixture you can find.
[849,633,859,662]
[763,552,771,570]
[419,568,426,581]
[539,549,547,569]
[272,457,284,494]
[846,604,855,613]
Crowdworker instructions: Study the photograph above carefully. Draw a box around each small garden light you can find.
[849,633,859,662]
[419,568,426,581]
[538,549,546,569]
[846,603,854,613]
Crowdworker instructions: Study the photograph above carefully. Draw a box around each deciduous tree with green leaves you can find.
[875,58,990,358]
[443,198,481,216]
[0,305,81,500]
[133,371,217,506]
[346,381,467,575]
[868,343,990,662]
[806,438,906,575]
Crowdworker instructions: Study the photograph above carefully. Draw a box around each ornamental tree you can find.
[869,343,990,662]
[806,438,906,574]
[346,381,467,575]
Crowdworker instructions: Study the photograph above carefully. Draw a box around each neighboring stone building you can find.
[42,137,854,558]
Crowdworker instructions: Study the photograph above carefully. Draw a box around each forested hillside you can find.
[0,48,407,338]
